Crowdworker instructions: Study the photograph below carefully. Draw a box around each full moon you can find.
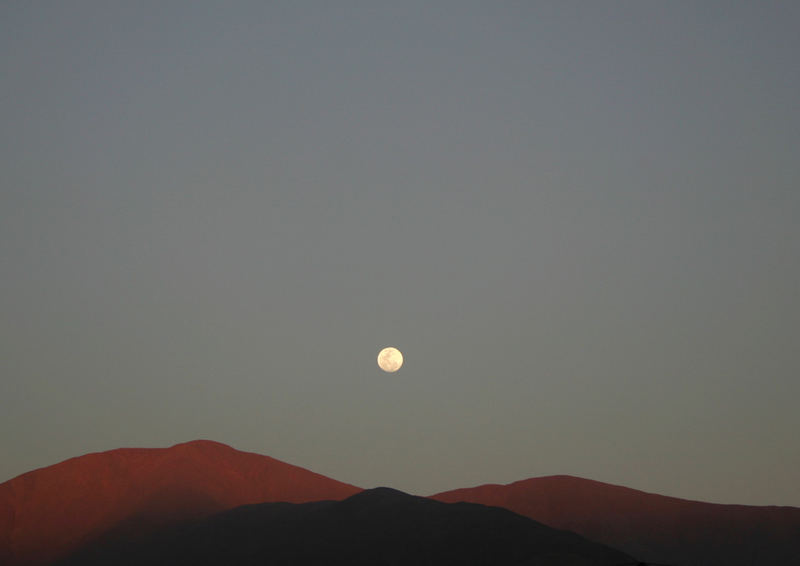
[377,347,404,373]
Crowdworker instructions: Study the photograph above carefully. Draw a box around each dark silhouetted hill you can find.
[0,440,361,566]
[56,487,635,566]
[433,475,800,566]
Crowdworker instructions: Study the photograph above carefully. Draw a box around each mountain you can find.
[5,442,800,566]
[0,440,361,566]
[56,488,635,566]
[432,475,800,566]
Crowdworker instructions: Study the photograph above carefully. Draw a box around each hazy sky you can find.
[2,2,799,506]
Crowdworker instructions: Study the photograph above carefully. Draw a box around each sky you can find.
[2,2,799,506]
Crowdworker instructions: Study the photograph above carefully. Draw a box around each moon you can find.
[377,347,404,373]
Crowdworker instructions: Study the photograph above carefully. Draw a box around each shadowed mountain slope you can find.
[57,488,636,566]
[0,440,361,566]
[432,475,800,566]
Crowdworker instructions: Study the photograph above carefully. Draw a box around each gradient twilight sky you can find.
[2,2,799,506]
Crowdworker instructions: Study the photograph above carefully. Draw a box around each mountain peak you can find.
[433,474,800,566]
[0,441,361,566]
[352,486,410,498]
[61,483,634,566]
[171,439,233,450]
[165,439,241,457]
[341,487,419,507]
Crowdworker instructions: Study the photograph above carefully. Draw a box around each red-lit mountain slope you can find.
[432,475,800,566]
[0,440,361,566]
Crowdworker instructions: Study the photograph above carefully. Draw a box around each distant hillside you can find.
[4,441,799,566]
[0,440,361,566]
[57,488,635,566]
[433,475,800,566]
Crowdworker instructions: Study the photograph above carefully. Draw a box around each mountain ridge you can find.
[56,487,635,566]
[2,441,799,566]
[434,473,800,508]
[0,440,361,566]
[432,475,800,565]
